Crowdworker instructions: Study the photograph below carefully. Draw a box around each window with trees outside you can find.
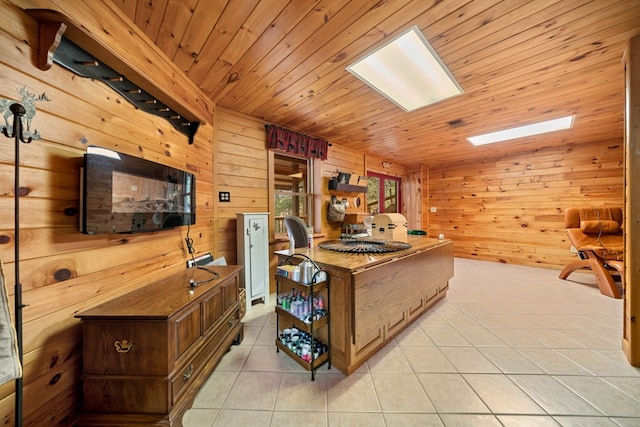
[273,153,314,235]
[367,172,401,215]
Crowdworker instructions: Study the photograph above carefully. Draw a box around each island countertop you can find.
[275,235,451,272]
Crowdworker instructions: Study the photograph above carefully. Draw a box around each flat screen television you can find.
[80,146,196,234]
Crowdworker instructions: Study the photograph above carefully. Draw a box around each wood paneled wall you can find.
[0,2,214,424]
[427,140,624,270]
[213,108,269,265]
[213,107,373,251]
[215,105,624,279]
[319,144,366,239]
[0,1,628,424]
[402,169,423,231]
[213,108,370,292]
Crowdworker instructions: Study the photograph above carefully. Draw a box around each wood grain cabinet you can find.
[74,265,244,427]
[276,238,454,375]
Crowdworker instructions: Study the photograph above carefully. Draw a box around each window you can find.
[367,172,401,214]
[273,153,314,235]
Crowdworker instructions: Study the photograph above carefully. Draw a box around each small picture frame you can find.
[338,172,351,184]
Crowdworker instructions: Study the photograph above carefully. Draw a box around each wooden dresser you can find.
[74,265,244,427]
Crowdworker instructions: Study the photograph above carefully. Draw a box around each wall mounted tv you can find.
[80,146,195,234]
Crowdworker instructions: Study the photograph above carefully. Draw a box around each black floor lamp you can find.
[2,102,31,427]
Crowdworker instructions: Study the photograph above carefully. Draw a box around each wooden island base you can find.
[276,236,454,375]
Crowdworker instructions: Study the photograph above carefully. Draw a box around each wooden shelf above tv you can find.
[23,2,213,127]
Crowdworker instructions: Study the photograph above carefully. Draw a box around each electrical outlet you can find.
[430,206,437,213]
[219,191,230,202]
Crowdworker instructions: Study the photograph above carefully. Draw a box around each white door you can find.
[247,215,268,299]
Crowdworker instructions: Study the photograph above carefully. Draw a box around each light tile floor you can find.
[184,258,640,426]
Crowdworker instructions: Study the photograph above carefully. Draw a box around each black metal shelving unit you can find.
[275,254,330,380]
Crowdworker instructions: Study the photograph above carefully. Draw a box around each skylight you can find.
[346,26,463,112]
[467,116,575,146]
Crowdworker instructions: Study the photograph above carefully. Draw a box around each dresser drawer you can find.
[171,344,207,405]
[82,320,169,376]
[83,375,170,414]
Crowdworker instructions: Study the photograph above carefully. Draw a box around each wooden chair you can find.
[559,207,624,298]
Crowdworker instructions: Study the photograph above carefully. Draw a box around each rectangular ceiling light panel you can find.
[467,115,575,146]
[347,26,463,112]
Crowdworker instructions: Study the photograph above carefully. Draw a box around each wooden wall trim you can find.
[624,36,640,366]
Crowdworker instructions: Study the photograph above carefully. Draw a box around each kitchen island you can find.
[275,236,454,375]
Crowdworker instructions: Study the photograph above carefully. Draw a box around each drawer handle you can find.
[183,364,194,380]
[228,317,236,326]
[114,340,134,353]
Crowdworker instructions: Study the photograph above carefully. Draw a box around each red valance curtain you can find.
[266,124,329,160]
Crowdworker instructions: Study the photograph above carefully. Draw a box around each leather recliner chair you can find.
[558,206,624,298]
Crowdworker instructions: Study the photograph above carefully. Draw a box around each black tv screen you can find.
[80,146,195,234]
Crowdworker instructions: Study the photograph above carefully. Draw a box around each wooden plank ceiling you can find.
[111,0,640,169]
